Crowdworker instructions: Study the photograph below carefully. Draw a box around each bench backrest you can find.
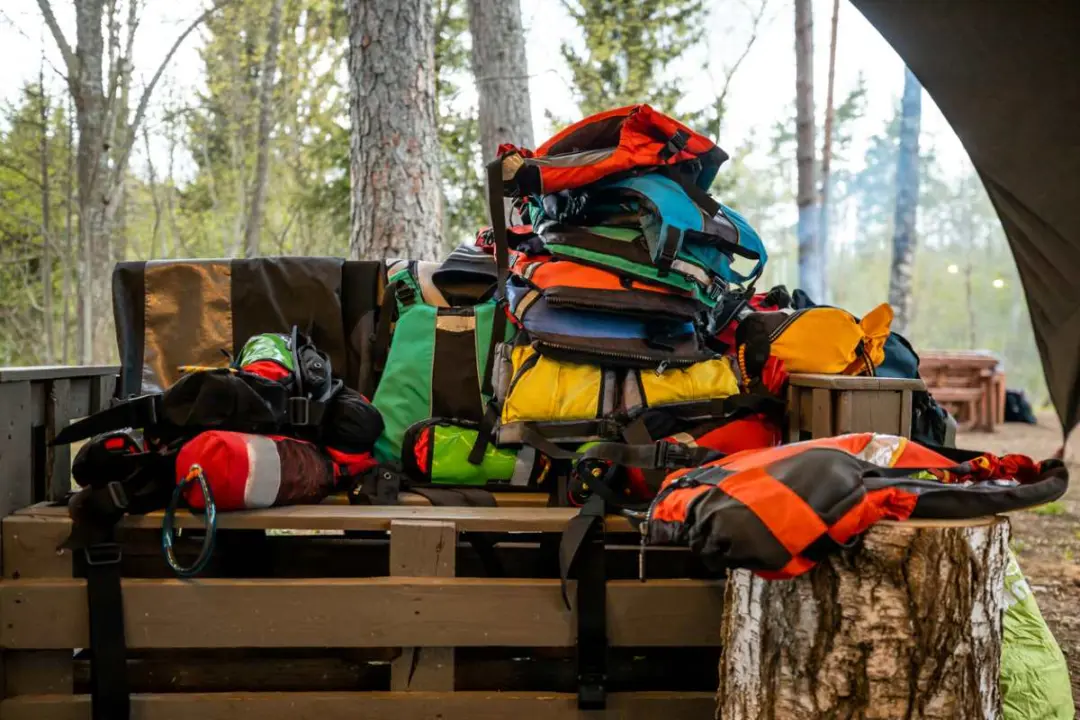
[113,258,386,397]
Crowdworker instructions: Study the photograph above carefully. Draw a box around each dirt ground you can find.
[956,412,1080,711]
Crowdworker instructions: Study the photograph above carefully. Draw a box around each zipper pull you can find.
[655,360,669,377]
[638,521,648,582]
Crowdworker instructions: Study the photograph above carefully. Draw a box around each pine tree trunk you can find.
[245,0,285,258]
[348,0,442,261]
[718,518,1008,720]
[817,0,840,304]
[794,0,821,301]
[468,0,534,164]
[888,67,923,334]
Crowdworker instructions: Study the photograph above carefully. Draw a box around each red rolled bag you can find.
[178,430,375,511]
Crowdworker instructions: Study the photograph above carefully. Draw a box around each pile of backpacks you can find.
[56,103,1072,719]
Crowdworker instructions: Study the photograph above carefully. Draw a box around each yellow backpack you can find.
[736,303,894,380]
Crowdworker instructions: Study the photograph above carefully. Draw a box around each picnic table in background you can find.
[919,350,1005,432]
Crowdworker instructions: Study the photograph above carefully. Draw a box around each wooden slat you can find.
[17,504,636,533]
[44,379,72,501]
[785,385,801,443]
[0,577,724,650]
[2,515,74,580]
[788,373,926,391]
[0,381,34,545]
[899,389,914,438]
[4,651,73,695]
[0,690,716,720]
[322,492,551,507]
[390,521,456,691]
[849,390,902,435]
[810,388,832,438]
[0,366,118,383]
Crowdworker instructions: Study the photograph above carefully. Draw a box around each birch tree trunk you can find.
[794,0,822,302]
[888,67,923,334]
[245,0,286,258]
[718,518,1009,720]
[468,0,534,164]
[38,65,54,364]
[817,0,840,303]
[348,0,442,261]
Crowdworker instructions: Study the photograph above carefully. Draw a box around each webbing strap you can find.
[83,541,130,720]
[665,166,722,217]
[558,495,607,709]
[54,393,161,446]
[520,424,713,470]
[370,281,399,379]
[486,159,510,301]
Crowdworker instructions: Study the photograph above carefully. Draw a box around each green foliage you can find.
[0,83,76,365]
[1029,501,1066,517]
[434,0,486,248]
[555,0,707,122]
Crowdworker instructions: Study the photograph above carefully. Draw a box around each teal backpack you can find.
[370,255,545,487]
[530,173,766,302]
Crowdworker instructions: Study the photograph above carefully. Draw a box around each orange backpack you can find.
[495,104,726,197]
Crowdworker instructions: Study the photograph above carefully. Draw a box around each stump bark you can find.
[718,517,1009,720]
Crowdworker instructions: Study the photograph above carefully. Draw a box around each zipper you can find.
[767,308,809,341]
[504,350,542,400]
[534,339,704,369]
[543,291,697,321]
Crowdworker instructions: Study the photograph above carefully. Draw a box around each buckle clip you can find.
[577,675,607,710]
[655,442,694,469]
[84,542,122,566]
[289,397,311,426]
[105,481,128,511]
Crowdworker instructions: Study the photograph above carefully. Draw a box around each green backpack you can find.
[371,257,545,487]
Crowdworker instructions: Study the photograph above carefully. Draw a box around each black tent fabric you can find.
[851,1,1080,435]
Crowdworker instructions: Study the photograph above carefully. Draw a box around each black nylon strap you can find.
[467,402,501,465]
[665,167,722,217]
[520,425,712,469]
[622,417,666,494]
[83,542,130,720]
[559,495,607,710]
[486,159,510,301]
[480,303,506,399]
[370,281,399,380]
[54,394,162,446]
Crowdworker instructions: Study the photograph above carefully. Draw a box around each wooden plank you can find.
[44,379,72,501]
[834,390,854,435]
[322,492,551,508]
[0,381,34,540]
[17,503,637,533]
[390,521,457,691]
[849,390,902,435]
[810,388,833,439]
[1,690,716,720]
[4,651,73,695]
[899,389,913,438]
[3,514,74,580]
[0,366,119,383]
[788,373,925,391]
[785,385,801,443]
[0,577,725,650]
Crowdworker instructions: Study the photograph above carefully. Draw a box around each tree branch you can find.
[35,0,76,78]
[715,0,770,120]
[110,0,234,195]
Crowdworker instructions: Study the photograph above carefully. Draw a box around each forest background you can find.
[0,0,1046,405]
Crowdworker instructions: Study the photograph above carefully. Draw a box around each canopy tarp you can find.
[851,1,1080,434]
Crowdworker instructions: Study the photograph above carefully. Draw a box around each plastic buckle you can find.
[289,397,311,426]
[84,542,122,566]
[395,284,416,306]
[105,481,129,511]
[656,442,693,469]
[577,676,607,710]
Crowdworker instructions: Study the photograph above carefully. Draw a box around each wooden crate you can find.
[0,502,723,719]
[786,373,926,442]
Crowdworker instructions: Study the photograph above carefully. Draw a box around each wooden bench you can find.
[786,373,926,441]
[0,502,721,719]
[919,351,1004,431]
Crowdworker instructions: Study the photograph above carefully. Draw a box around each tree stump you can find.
[718,517,1009,720]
